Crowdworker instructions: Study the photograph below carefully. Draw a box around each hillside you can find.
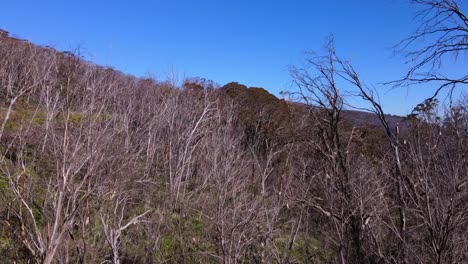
[0,29,466,264]
[0,28,406,130]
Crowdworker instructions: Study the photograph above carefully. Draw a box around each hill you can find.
[0,29,465,264]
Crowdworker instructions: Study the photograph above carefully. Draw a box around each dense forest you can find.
[0,1,467,263]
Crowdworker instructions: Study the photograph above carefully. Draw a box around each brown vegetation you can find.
[0,1,466,263]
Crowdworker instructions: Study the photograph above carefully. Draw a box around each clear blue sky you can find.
[1,0,466,115]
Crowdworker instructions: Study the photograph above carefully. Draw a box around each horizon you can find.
[1,0,466,115]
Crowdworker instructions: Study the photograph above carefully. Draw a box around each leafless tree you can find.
[341,61,412,263]
[0,51,124,263]
[0,39,56,141]
[393,0,467,98]
[341,44,468,263]
[290,39,381,264]
[99,193,150,264]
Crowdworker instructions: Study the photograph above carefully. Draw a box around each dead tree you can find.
[99,194,149,264]
[393,0,468,98]
[0,52,120,263]
[342,50,468,263]
[290,39,368,264]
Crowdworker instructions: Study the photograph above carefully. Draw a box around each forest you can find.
[0,1,467,263]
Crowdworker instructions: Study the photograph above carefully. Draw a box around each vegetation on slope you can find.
[0,1,467,261]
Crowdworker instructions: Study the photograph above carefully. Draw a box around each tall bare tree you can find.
[290,39,381,264]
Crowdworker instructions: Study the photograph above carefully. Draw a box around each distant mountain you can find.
[341,109,407,130]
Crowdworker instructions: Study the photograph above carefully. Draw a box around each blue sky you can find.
[1,0,466,115]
